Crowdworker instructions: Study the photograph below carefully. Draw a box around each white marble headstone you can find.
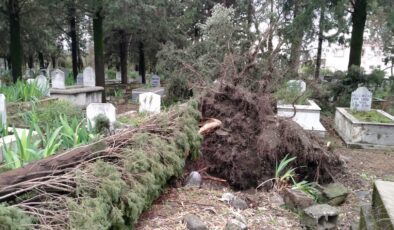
[86,103,116,130]
[0,94,6,127]
[51,69,65,89]
[76,73,83,85]
[287,80,306,93]
[151,75,160,87]
[36,75,50,96]
[83,67,96,87]
[116,71,121,81]
[350,87,372,112]
[26,79,35,85]
[139,92,161,114]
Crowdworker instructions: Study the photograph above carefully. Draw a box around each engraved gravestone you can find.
[36,75,50,96]
[151,75,160,87]
[83,67,96,87]
[86,103,116,131]
[51,69,65,89]
[76,73,83,85]
[139,92,161,114]
[116,71,121,81]
[350,87,372,112]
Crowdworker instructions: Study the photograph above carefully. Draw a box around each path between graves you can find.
[136,147,394,229]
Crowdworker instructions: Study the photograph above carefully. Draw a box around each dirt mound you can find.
[201,85,342,190]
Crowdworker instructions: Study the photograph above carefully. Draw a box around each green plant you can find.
[349,109,393,123]
[59,116,95,148]
[0,81,46,103]
[65,72,75,86]
[0,122,9,138]
[113,89,124,97]
[275,82,311,105]
[37,126,63,158]
[106,69,116,80]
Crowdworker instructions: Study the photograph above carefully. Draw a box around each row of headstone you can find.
[51,67,96,89]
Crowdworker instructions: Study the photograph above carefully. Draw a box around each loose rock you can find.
[225,219,248,230]
[322,183,349,206]
[301,204,339,230]
[282,188,314,210]
[183,214,208,230]
[230,197,248,210]
[220,193,236,203]
[185,171,202,187]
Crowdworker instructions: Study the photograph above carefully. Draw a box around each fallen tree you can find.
[0,100,202,229]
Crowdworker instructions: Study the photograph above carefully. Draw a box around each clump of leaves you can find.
[0,80,46,103]
[275,81,311,105]
[0,204,33,229]
[94,114,111,134]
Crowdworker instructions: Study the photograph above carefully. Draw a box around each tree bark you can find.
[27,54,34,69]
[9,0,23,82]
[139,41,146,84]
[38,52,45,69]
[289,0,303,79]
[69,3,78,80]
[3,57,7,70]
[93,8,106,102]
[51,55,56,68]
[348,0,367,69]
[119,30,128,84]
[315,2,325,79]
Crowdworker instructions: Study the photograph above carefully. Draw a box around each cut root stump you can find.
[199,118,222,135]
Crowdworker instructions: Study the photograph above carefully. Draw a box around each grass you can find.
[118,113,149,127]
[349,109,394,123]
[0,81,47,103]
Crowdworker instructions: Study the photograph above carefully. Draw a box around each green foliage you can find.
[93,114,110,134]
[275,81,311,105]
[106,69,116,80]
[65,72,75,86]
[0,204,33,229]
[0,122,9,138]
[0,80,46,103]
[118,113,148,127]
[164,75,192,106]
[349,109,394,123]
[67,100,202,228]
[113,89,124,97]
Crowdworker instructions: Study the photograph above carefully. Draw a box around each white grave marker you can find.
[26,79,35,85]
[76,73,83,85]
[350,87,372,112]
[51,69,65,89]
[36,75,50,96]
[83,67,96,87]
[0,94,6,127]
[139,92,161,114]
[151,75,160,87]
[116,71,121,81]
[86,103,116,130]
[288,80,306,93]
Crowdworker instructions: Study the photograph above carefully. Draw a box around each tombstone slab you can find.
[151,74,161,87]
[36,75,50,96]
[76,73,83,85]
[116,71,121,81]
[51,69,65,89]
[86,103,116,130]
[83,67,96,87]
[0,94,6,127]
[139,92,161,114]
[350,87,372,112]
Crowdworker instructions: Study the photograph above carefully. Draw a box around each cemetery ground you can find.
[136,119,394,229]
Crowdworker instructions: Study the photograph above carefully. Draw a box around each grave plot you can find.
[50,67,104,108]
[335,87,394,149]
[276,80,327,137]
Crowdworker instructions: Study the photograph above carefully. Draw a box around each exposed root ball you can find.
[201,85,342,190]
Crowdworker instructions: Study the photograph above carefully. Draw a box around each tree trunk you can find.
[315,2,325,79]
[139,41,146,84]
[38,52,45,69]
[348,0,367,69]
[289,0,303,79]
[119,30,128,84]
[27,54,34,69]
[7,55,11,70]
[77,49,84,71]
[9,0,23,83]
[51,55,56,68]
[3,58,7,70]
[93,9,106,102]
[69,4,78,80]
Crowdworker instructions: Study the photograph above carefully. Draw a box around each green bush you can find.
[164,75,193,106]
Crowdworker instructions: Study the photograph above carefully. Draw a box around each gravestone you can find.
[36,75,50,96]
[51,69,65,89]
[288,80,306,93]
[86,103,116,131]
[151,75,160,87]
[350,87,372,112]
[26,79,35,85]
[83,67,96,87]
[76,73,83,85]
[0,94,6,127]
[139,92,161,114]
[116,71,121,81]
